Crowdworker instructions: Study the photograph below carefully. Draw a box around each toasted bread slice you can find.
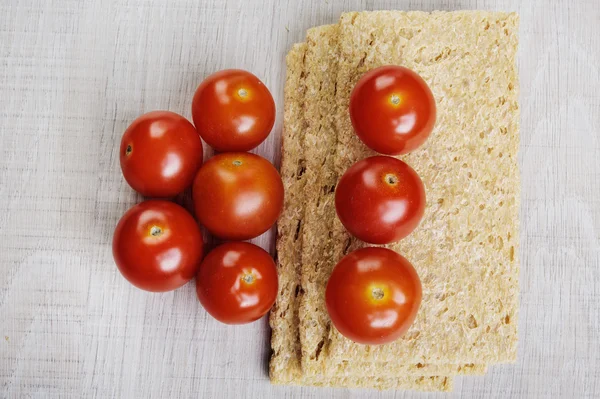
[297,24,487,378]
[269,42,308,384]
[321,11,520,366]
[270,36,453,392]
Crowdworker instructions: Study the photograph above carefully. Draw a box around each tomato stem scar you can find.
[125,144,132,155]
[242,273,254,284]
[385,173,398,185]
[232,160,242,166]
[372,287,385,300]
[390,94,400,105]
[238,88,248,98]
[150,226,162,236]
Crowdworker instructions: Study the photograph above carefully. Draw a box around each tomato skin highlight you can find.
[350,65,436,155]
[196,242,278,325]
[192,69,276,152]
[335,156,426,244]
[119,111,203,198]
[192,152,284,240]
[112,200,204,292]
[325,247,422,345]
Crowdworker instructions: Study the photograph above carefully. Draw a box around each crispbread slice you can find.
[270,33,453,392]
[269,42,308,384]
[297,24,486,378]
[322,10,520,365]
[297,24,340,370]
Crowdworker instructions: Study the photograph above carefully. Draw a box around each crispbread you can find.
[271,9,520,386]
[297,24,340,369]
[269,42,308,384]
[297,24,486,378]
[270,32,453,392]
[321,10,520,365]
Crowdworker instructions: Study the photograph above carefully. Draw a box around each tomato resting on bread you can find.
[350,65,436,155]
[326,247,422,345]
[335,155,426,244]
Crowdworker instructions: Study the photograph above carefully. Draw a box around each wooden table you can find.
[1,0,599,397]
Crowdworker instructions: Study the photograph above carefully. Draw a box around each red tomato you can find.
[326,247,422,345]
[192,69,275,152]
[112,200,204,292]
[192,152,283,240]
[120,111,203,197]
[350,66,436,155]
[335,156,425,244]
[196,242,278,324]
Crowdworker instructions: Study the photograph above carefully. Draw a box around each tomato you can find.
[349,66,436,155]
[191,69,275,152]
[112,200,204,292]
[196,242,278,324]
[120,111,203,197]
[326,247,422,345]
[192,152,283,240]
[335,156,425,244]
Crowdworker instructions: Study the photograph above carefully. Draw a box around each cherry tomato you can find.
[120,111,203,197]
[350,66,436,155]
[335,156,425,244]
[192,152,283,240]
[196,242,278,324]
[326,247,422,345]
[192,69,275,152]
[112,200,204,292]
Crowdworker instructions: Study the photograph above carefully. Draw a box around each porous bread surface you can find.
[297,24,487,378]
[297,24,340,370]
[282,374,453,392]
[270,30,454,391]
[323,361,486,377]
[324,10,520,364]
[269,42,308,384]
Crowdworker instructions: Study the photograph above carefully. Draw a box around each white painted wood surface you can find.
[1,0,599,397]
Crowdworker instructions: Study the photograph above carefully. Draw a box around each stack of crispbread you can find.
[269,11,520,391]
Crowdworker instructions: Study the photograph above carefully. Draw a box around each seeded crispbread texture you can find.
[270,31,453,392]
[297,24,487,379]
[322,10,520,365]
[297,24,341,370]
[269,42,308,384]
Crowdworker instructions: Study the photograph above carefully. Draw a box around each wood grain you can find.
[0,0,599,397]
